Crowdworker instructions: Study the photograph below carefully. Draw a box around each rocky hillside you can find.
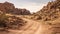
[33,0,60,21]
[0,12,27,32]
[0,2,31,15]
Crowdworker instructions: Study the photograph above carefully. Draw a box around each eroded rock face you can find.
[0,2,31,15]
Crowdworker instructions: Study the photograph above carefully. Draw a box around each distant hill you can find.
[0,2,31,15]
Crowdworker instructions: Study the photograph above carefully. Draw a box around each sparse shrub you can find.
[0,12,9,32]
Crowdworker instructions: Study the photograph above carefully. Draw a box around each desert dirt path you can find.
[1,15,44,34]
[8,17,42,34]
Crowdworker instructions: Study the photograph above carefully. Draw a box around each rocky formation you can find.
[0,2,31,15]
[33,0,60,21]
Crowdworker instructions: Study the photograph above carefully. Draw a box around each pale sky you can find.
[0,0,53,13]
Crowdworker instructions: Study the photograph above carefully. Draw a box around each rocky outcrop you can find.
[0,2,15,13]
[33,0,60,21]
[0,2,31,15]
[13,8,31,15]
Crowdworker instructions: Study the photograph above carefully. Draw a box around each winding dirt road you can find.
[0,15,50,34]
[8,17,42,34]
